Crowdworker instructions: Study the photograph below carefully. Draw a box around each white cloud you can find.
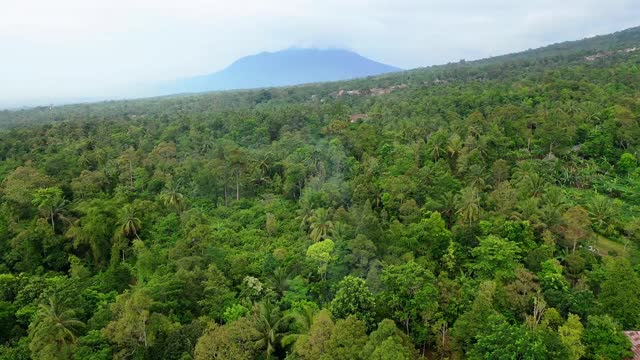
[1,0,639,103]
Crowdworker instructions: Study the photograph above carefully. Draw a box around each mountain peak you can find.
[161,48,400,95]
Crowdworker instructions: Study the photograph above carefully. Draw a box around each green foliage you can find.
[74,330,112,360]
[200,264,236,320]
[559,314,585,360]
[306,239,336,280]
[468,315,569,359]
[583,315,633,360]
[538,259,569,292]
[291,309,334,359]
[361,319,416,360]
[470,235,521,280]
[598,258,640,329]
[617,152,637,175]
[224,304,250,324]
[102,288,172,357]
[194,319,255,360]
[451,281,499,353]
[251,302,290,359]
[330,276,375,327]
[0,25,640,359]
[321,315,368,360]
[379,261,438,343]
[28,297,85,360]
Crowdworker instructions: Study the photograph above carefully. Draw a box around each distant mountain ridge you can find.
[158,48,401,95]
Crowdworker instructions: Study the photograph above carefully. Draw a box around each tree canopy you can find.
[1,25,640,360]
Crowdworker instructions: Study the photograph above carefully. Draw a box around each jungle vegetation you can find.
[1,26,640,360]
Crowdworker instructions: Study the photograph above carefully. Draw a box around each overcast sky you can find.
[1,0,639,105]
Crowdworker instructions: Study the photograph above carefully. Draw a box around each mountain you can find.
[158,48,400,95]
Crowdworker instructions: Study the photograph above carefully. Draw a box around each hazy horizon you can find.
[2,0,640,107]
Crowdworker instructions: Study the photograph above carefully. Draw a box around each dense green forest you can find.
[1,26,640,360]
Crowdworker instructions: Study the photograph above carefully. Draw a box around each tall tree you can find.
[559,313,585,360]
[159,182,185,212]
[308,208,334,242]
[361,319,416,360]
[380,261,438,339]
[117,205,142,240]
[470,235,521,280]
[28,297,85,360]
[559,206,591,253]
[32,187,68,233]
[330,276,376,327]
[306,239,336,281]
[252,302,290,359]
[583,315,633,360]
[292,309,334,359]
[598,258,640,329]
[103,288,170,358]
[194,320,255,360]
[455,186,481,227]
[322,315,368,360]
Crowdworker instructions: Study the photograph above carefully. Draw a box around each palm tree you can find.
[522,172,546,198]
[514,197,541,223]
[228,147,247,201]
[329,221,349,243]
[586,193,620,234]
[296,205,314,232]
[251,154,273,189]
[447,133,463,169]
[540,187,569,228]
[582,101,602,124]
[159,183,184,212]
[66,218,107,268]
[427,131,448,161]
[466,164,487,190]
[455,187,481,227]
[281,304,317,348]
[252,302,290,359]
[118,205,142,240]
[32,187,69,233]
[447,133,463,158]
[267,267,291,297]
[43,199,69,234]
[439,191,457,226]
[115,205,142,261]
[511,161,536,184]
[308,208,334,242]
[29,296,85,358]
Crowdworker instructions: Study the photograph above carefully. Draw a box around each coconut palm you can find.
[329,221,349,243]
[308,208,334,242]
[29,296,85,359]
[439,191,458,226]
[32,187,70,233]
[251,154,273,188]
[586,193,620,234]
[160,183,185,212]
[267,267,291,297]
[447,133,463,159]
[521,172,546,198]
[281,303,317,348]
[514,197,541,223]
[296,204,314,231]
[466,164,487,190]
[252,302,290,359]
[455,187,481,227]
[118,205,141,240]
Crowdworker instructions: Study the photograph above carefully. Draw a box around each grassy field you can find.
[590,234,631,258]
